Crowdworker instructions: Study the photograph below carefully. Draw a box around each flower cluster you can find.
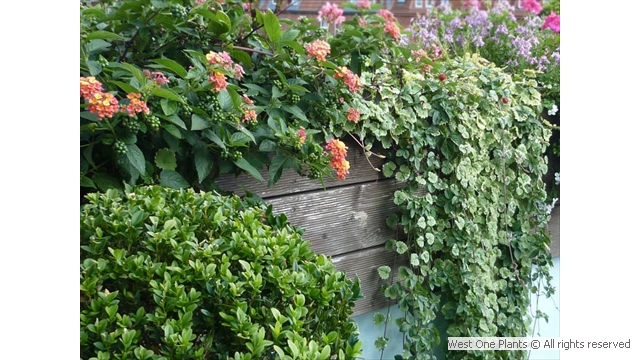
[522,0,542,15]
[542,11,560,33]
[87,92,120,120]
[209,71,228,92]
[80,76,103,99]
[143,69,169,85]
[305,39,331,61]
[81,77,120,120]
[298,127,307,143]
[333,66,362,93]
[325,139,349,180]
[123,93,150,117]
[205,51,244,91]
[378,9,401,40]
[81,77,150,120]
[347,107,360,123]
[243,109,257,123]
[317,2,345,26]
[356,0,371,10]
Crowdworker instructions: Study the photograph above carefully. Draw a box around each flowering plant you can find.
[408,0,559,112]
[407,0,560,202]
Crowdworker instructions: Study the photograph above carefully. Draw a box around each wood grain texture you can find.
[330,245,409,316]
[265,179,404,256]
[215,139,385,199]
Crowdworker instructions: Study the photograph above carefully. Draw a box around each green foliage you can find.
[80,185,363,359]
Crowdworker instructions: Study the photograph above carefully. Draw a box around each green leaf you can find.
[162,124,183,139]
[230,132,252,146]
[108,80,139,93]
[160,170,190,189]
[263,10,281,43]
[151,58,188,78]
[81,175,96,188]
[268,154,288,186]
[377,266,391,280]
[152,87,183,103]
[86,30,123,40]
[281,105,308,122]
[92,173,123,192]
[195,148,215,182]
[164,114,187,130]
[259,139,277,152]
[87,60,102,76]
[202,129,226,149]
[410,253,419,266]
[382,162,396,178]
[160,99,178,116]
[155,149,177,171]
[125,144,146,175]
[217,90,234,112]
[234,157,264,182]
[191,114,210,130]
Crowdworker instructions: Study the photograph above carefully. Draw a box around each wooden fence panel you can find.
[265,179,403,256]
[331,245,408,316]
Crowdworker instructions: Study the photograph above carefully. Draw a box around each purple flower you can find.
[495,24,508,35]
[551,50,560,65]
[491,0,514,14]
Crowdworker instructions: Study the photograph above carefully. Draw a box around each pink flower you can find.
[542,11,560,33]
[333,67,362,93]
[463,0,481,10]
[318,2,345,26]
[233,63,245,80]
[347,107,361,123]
[378,9,395,22]
[297,127,307,143]
[195,0,206,5]
[206,51,234,69]
[522,0,542,14]
[242,94,254,105]
[243,109,257,123]
[305,39,331,61]
[358,17,368,27]
[384,20,401,40]
[356,0,371,10]
[208,71,227,91]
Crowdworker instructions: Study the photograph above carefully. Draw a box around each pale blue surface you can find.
[352,257,561,360]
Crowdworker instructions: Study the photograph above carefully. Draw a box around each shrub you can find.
[80,185,363,359]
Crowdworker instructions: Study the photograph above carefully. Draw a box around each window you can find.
[397,0,406,3]
[440,0,450,5]
[415,0,423,8]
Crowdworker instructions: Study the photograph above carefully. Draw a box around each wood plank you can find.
[266,179,403,256]
[215,138,385,199]
[548,203,560,257]
[331,245,409,316]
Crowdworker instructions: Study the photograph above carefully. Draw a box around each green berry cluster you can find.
[290,94,301,103]
[114,140,127,155]
[221,149,243,161]
[122,118,140,133]
[146,115,160,132]
[98,56,109,68]
[170,4,188,19]
[273,80,283,89]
